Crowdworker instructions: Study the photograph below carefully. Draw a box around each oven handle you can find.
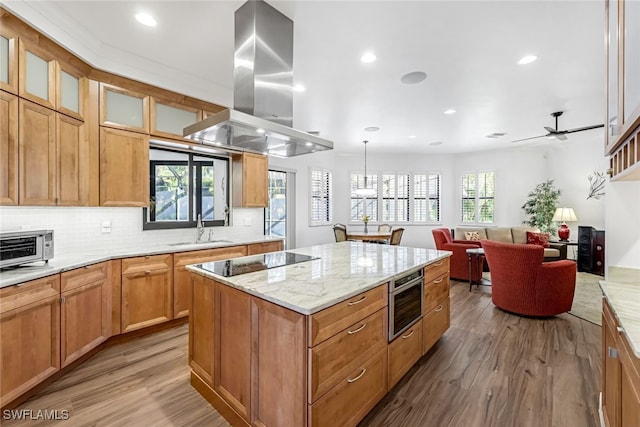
[391,275,423,294]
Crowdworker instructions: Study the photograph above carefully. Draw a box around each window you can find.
[414,174,441,222]
[350,171,441,224]
[460,171,495,224]
[381,173,410,222]
[350,173,378,222]
[265,170,286,237]
[310,168,332,225]
[143,147,230,229]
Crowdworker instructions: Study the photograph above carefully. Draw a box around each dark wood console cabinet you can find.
[577,226,605,276]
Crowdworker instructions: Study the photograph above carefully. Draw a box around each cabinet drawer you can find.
[0,275,60,314]
[424,273,449,314]
[424,258,449,283]
[309,347,387,427]
[309,308,386,403]
[61,262,108,292]
[246,241,283,255]
[121,254,172,274]
[423,297,449,355]
[173,246,247,267]
[388,318,423,389]
[309,285,387,347]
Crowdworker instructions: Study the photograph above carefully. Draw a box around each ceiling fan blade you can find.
[512,134,549,143]
[544,126,557,134]
[564,124,604,134]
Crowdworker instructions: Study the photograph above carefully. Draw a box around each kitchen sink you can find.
[168,240,232,247]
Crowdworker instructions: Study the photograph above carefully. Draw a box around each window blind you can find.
[311,168,332,225]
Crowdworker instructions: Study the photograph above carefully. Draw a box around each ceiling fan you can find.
[512,111,604,143]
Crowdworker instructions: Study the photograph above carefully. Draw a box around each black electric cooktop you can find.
[196,251,318,277]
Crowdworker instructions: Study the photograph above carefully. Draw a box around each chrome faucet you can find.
[196,214,205,242]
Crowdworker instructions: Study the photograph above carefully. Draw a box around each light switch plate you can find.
[101,220,111,233]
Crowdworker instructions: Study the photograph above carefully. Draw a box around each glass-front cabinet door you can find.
[0,30,17,94]
[623,0,640,125]
[56,63,87,121]
[100,83,149,133]
[18,40,56,110]
[150,97,201,140]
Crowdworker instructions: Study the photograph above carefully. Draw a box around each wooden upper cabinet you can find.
[100,83,149,133]
[232,152,268,208]
[57,113,89,206]
[18,39,56,110]
[0,30,18,94]
[99,127,149,207]
[150,97,202,140]
[55,62,88,121]
[19,99,56,206]
[0,90,18,205]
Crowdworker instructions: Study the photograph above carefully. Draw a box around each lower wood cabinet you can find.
[246,240,283,255]
[388,318,423,389]
[602,298,640,427]
[121,254,173,332]
[0,275,60,405]
[309,347,387,427]
[173,246,247,318]
[60,262,111,367]
[423,298,450,355]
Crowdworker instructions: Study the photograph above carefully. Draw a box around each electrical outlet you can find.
[101,220,111,234]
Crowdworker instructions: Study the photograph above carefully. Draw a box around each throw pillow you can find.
[464,231,481,241]
[526,231,550,248]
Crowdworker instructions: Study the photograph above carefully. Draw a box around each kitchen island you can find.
[187,241,451,427]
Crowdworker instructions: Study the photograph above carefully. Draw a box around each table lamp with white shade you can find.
[552,207,578,241]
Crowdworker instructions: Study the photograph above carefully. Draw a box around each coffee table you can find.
[466,247,491,291]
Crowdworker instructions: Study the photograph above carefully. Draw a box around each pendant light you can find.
[355,140,376,196]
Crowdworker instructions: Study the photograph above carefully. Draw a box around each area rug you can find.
[480,271,603,326]
[569,272,603,326]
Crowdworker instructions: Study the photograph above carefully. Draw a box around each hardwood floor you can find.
[3,280,601,427]
[360,280,601,427]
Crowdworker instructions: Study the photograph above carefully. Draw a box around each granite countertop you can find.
[600,267,640,358]
[187,241,452,315]
[0,236,283,288]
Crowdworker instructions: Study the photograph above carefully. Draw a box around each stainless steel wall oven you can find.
[388,268,423,341]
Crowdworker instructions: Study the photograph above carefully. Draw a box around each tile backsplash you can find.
[0,206,265,254]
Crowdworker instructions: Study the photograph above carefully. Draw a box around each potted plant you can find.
[521,180,561,234]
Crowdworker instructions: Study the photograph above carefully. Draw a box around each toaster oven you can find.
[0,230,54,269]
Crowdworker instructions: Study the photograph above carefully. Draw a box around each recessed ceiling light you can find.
[429,141,444,146]
[444,109,456,115]
[409,135,417,139]
[518,55,537,65]
[305,142,313,147]
[135,12,157,27]
[256,128,265,134]
[364,126,380,132]
[361,52,376,63]
[293,84,306,92]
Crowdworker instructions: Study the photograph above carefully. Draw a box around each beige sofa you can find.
[452,226,567,261]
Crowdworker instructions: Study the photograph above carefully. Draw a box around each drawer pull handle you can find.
[617,326,624,334]
[434,262,443,266]
[348,296,366,306]
[347,323,367,335]
[433,278,443,284]
[347,368,367,383]
[435,305,444,312]
[402,330,415,339]
[608,346,618,359]
[145,270,151,274]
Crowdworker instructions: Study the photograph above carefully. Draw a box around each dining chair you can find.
[389,228,404,245]
[333,225,347,242]
[377,224,392,233]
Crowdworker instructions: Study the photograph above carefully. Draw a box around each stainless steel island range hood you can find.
[184,0,333,157]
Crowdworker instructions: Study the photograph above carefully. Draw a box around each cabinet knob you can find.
[608,346,618,359]
[617,326,624,334]
[435,305,444,312]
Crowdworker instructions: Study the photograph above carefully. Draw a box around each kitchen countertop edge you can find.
[600,280,640,359]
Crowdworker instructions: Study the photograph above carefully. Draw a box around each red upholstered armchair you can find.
[482,240,577,317]
[432,228,481,281]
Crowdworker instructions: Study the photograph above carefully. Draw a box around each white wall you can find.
[271,135,606,250]
[0,206,264,254]
[605,180,640,269]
